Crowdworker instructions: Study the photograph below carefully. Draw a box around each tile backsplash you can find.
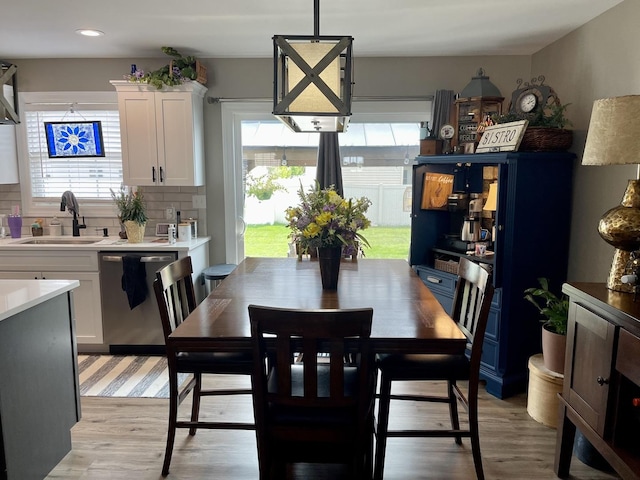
[0,184,206,238]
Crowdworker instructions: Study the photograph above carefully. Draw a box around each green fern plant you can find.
[493,103,573,129]
[111,186,148,225]
[524,278,569,335]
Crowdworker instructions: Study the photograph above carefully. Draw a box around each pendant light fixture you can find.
[273,0,353,133]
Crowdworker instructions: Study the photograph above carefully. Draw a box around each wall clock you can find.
[509,76,561,115]
[439,124,455,139]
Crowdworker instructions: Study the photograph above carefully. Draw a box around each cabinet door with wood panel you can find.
[565,302,616,436]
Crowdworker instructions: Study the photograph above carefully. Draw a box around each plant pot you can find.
[317,247,342,290]
[123,221,146,243]
[541,323,566,374]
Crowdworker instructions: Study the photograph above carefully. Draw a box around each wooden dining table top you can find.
[169,257,466,354]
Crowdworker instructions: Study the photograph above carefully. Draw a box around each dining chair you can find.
[153,256,254,477]
[373,257,495,480]
[248,304,376,480]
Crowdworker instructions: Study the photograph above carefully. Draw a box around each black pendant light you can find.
[273,0,353,133]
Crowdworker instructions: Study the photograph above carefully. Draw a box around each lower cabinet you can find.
[416,265,503,396]
[555,283,640,480]
[0,251,103,344]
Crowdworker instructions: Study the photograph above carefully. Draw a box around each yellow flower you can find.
[315,211,332,227]
[327,190,342,205]
[303,223,321,238]
[285,207,298,222]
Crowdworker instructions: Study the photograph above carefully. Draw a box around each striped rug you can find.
[78,354,189,398]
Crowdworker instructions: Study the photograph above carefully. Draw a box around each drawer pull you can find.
[426,276,442,284]
[596,376,609,386]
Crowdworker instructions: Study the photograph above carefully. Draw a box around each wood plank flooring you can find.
[46,376,621,479]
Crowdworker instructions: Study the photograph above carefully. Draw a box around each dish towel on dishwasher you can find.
[121,255,148,310]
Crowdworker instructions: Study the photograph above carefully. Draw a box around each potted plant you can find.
[493,103,573,151]
[111,185,148,243]
[524,277,569,374]
[285,182,371,289]
[126,47,206,90]
[246,171,285,201]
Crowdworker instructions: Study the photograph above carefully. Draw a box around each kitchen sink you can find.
[16,238,98,245]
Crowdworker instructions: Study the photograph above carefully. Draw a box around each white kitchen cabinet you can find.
[0,251,103,344]
[0,124,19,184]
[110,80,207,187]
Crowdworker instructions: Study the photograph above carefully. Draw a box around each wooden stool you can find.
[527,353,564,428]
[203,264,236,293]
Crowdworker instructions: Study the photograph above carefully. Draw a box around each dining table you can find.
[169,257,467,355]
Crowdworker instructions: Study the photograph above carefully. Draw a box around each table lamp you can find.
[483,182,498,242]
[582,95,640,292]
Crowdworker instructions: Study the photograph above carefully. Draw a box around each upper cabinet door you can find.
[116,91,158,186]
[111,81,206,187]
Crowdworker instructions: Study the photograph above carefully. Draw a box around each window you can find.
[17,92,123,216]
[228,100,430,260]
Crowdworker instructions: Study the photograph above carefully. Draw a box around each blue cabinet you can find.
[411,152,574,398]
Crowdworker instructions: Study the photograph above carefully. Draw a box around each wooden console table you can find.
[555,283,640,480]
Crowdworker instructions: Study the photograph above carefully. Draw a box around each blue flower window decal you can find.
[44,121,105,158]
[58,125,90,154]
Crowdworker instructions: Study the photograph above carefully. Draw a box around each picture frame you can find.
[44,121,105,158]
[421,172,454,210]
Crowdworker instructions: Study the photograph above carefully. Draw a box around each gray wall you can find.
[2,55,530,263]
[532,0,640,282]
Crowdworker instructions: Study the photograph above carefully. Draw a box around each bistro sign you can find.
[476,120,528,153]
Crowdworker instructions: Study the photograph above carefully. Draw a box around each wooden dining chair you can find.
[373,257,495,480]
[153,256,254,477]
[248,305,376,480]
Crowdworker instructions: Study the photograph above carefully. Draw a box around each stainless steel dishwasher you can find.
[99,251,177,354]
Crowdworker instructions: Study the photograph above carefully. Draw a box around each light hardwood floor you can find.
[46,377,620,480]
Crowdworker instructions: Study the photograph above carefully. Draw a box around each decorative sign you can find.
[476,120,528,153]
[44,121,105,158]
[421,172,454,210]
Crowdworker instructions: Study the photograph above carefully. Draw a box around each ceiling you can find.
[0,0,623,60]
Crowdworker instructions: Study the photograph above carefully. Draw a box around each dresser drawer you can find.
[416,266,456,294]
[616,329,640,386]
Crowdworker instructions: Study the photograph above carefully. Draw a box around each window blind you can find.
[25,108,123,200]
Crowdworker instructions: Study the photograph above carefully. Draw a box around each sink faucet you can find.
[60,190,86,236]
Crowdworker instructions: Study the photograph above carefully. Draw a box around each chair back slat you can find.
[451,257,494,367]
[153,256,197,340]
[249,304,374,410]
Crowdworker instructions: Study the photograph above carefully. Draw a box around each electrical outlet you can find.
[165,207,174,220]
[192,195,206,209]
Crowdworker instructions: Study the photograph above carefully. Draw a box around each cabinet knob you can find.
[426,276,442,284]
[596,376,609,386]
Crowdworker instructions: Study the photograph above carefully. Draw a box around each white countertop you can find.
[0,279,80,321]
[0,235,210,252]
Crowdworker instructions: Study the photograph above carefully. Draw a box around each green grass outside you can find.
[244,224,411,259]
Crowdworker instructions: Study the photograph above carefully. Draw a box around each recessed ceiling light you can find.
[75,29,104,37]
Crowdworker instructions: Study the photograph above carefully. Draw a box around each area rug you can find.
[78,354,189,399]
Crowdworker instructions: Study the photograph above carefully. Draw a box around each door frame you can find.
[221,100,431,264]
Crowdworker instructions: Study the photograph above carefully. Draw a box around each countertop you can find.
[0,279,79,321]
[0,235,210,252]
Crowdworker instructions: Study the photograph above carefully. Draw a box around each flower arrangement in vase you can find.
[286,182,371,289]
[286,182,372,257]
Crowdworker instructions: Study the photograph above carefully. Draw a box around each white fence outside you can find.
[244,176,412,227]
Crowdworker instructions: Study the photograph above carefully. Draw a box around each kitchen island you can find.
[0,236,210,351]
[0,279,80,480]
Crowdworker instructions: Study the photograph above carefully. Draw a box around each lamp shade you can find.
[484,182,498,211]
[582,95,640,166]
[273,35,353,133]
